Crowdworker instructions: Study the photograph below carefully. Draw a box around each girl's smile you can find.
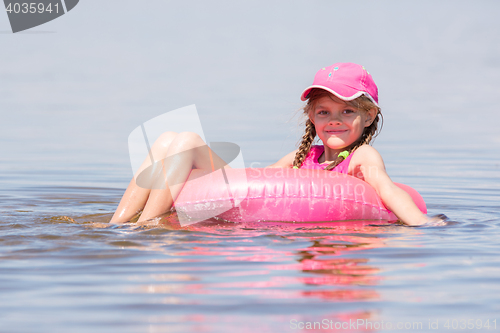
[310,95,375,161]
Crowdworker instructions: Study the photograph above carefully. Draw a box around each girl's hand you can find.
[395,214,448,227]
[421,214,448,227]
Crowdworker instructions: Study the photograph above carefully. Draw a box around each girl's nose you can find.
[329,114,342,124]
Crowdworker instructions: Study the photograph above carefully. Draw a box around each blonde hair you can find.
[293,88,382,170]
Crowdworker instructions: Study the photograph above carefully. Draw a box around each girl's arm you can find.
[350,145,429,226]
[266,149,298,168]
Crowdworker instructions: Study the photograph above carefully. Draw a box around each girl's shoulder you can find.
[352,144,381,157]
[267,145,321,168]
[349,145,386,174]
[266,149,298,168]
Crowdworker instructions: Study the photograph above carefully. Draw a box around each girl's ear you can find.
[308,112,315,125]
[364,108,378,127]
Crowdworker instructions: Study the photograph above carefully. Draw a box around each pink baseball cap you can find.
[300,63,379,106]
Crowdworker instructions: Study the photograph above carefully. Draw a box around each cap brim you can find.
[301,85,378,107]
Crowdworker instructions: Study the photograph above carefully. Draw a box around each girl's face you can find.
[309,95,376,152]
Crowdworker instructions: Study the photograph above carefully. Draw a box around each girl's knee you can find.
[175,132,205,148]
[155,131,178,149]
[163,132,206,157]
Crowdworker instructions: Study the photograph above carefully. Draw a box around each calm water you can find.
[1,1,500,332]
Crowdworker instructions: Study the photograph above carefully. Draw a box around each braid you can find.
[293,119,316,168]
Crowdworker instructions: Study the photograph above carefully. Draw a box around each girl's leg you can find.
[138,132,229,222]
[110,132,178,223]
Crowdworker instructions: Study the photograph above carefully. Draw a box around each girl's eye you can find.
[343,109,355,114]
[318,110,328,115]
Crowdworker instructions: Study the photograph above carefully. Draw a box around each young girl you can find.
[111,62,437,226]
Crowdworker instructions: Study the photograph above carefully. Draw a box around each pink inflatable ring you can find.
[173,168,427,224]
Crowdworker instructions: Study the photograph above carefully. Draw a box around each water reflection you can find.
[119,213,392,306]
